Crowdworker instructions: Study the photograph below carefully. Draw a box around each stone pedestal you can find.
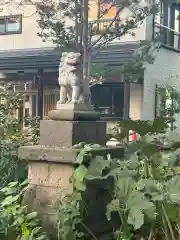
[18,103,124,237]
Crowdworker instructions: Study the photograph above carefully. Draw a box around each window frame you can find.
[0,14,22,35]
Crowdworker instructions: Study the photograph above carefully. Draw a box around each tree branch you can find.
[91,7,153,53]
[98,2,115,20]
[89,6,123,50]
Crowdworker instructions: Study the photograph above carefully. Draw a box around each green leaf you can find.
[86,156,110,180]
[75,149,91,164]
[31,227,42,235]
[166,176,180,203]
[36,235,48,240]
[106,199,120,221]
[1,195,20,207]
[128,207,144,230]
[137,179,163,195]
[73,165,87,191]
[26,212,38,220]
[115,177,135,199]
[8,181,19,187]
[20,179,29,187]
[21,222,30,237]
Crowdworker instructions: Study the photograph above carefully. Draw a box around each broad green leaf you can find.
[75,150,91,164]
[115,177,135,199]
[75,150,86,164]
[31,227,42,235]
[144,206,156,220]
[106,199,120,221]
[142,143,157,157]
[36,235,48,240]
[168,148,180,167]
[137,179,163,194]
[1,195,20,207]
[21,222,30,237]
[0,186,17,195]
[127,191,154,211]
[73,165,87,191]
[12,216,25,226]
[166,176,180,203]
[8,181,19,187]
[86,156,110,180]
[20,179,29,187]
[26,212,38,220]
[168,131,180,143]
[128,207,144,230]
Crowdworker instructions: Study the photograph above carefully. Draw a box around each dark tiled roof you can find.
[0,41,140,71]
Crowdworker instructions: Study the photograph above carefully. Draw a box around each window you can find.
[91,82,124,118]
[0,15,22,35]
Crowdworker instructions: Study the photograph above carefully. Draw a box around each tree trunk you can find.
[82,0,91,105]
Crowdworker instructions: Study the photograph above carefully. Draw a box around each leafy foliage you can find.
[57,120,180,239]
[25,116,40,145]
[0,86,28,188]
[0,179,49,240]
[156,86,180,131]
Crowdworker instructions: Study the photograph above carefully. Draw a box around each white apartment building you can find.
[0,0,179,130]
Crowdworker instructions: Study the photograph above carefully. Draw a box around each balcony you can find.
[154,22,180,51]
[88,18,120,35]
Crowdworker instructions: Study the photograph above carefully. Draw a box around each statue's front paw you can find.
[57,100,66,104]
[70,100,78,104]
[77,100,84,104]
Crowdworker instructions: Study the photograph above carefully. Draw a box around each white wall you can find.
[0,5,54,50]
[142,47,180,132]
[129,83,143,120]
[91,11,154,44]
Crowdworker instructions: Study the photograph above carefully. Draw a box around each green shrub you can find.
[56,126,180,240]
[0,179,49,240]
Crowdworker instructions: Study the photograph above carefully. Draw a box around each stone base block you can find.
[40,120,107,147]
[18,145,125,163]
[22,162,74,238]
[19,145,124,237]
[49,103,100,121]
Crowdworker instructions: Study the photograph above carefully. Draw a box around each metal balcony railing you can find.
[154,22,180,51]
[88,18,120,34]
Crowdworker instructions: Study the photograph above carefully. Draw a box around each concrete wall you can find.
[142,47,180,132]
[129,83,143,120]
[91,11,154,44]
[0,5,54,50]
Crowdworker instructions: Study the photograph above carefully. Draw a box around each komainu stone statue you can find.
[58,52,89,104]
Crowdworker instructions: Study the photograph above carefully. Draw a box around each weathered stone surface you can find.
[56,102,93,111]
[48,109,100,121]
[28,161,74,188]
[51,103,100,121]
[40,120,107,147]
[18,145,78,163]
[23,184,65,238]
[18,145,125,163]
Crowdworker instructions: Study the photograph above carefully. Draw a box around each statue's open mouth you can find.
[67,61,80,66]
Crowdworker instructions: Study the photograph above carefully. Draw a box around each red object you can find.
[129,130,137,142]
[157,142,163,152]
